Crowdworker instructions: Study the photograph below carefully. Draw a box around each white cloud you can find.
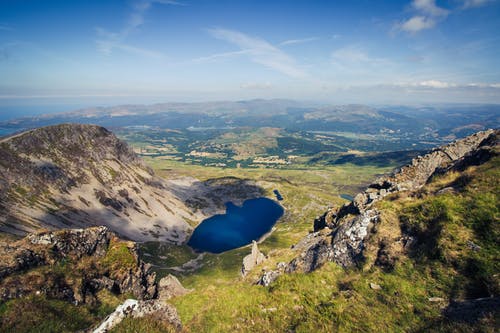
[279,37,319,46]
[412,0,449,16]
[396,0,449,34]
[466,82,500,88]
[400,16,437,33]
[462,0,494,8]
[396,81,500,89]
[207,28,307,78]
[192,49,252,63]
[418,80,455,88]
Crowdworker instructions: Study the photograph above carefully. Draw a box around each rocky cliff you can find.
[259,129,499,284]
[0,226,156,304]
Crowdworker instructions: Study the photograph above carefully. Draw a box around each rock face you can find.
[339,129,496,217]
[260,129,499,281]
[0,124,196,243]
[241,241,266,276]
[0,124,265,243]
[157,274,189,301]
[0,226,157,303]
[92,298,182,333]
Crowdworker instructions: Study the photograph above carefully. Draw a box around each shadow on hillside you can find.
[166,176,266,211]
[309,150,427,168]
[33,207,189,244]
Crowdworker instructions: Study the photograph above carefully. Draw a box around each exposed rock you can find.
[286,231,334,273]
[92,298,182,333]
[257,262,288,287]
[27,226,111,258]
[0,124,267,244]
[157,274,189,301]
[313,208,337,232]
[337,129,496,218]
[467,240,481,252]
[0,124,193,243]
[369,283,381,290]
[241,241,266,276]
[0,227,157,303]
[436,187,455,195]
[111,259,157,301]
[331,210,380,268]
[258,130,499,283]
[428,297,445,302]
[257,270,281,287]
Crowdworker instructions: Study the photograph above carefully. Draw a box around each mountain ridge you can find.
[258,128,499,283]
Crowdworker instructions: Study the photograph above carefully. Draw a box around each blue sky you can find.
[0,0,499,106]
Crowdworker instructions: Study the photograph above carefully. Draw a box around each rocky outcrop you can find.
[157,274,189,301]
[257,262,287,287]
[241,241,266,276]
[338,129,496,218]
[260,129,499,281]
[0,226,157,303]
[92,298,182,333]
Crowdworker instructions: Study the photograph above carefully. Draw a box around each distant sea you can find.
[0,104,83,122]
[0,95,181,122]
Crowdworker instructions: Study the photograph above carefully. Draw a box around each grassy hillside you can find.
[158,155,499,332]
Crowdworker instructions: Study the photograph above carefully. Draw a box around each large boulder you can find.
[157,274,189,301]
[241,241,266,276]
[92,299,182,333]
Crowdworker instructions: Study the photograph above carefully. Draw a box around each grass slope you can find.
[166,156,499,332]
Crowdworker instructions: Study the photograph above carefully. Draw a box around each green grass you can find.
[101,237,137,272]
[109,315,177,333]
[165,156,499,332]
[0,295,98,333]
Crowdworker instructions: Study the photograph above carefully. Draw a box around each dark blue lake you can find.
[187,198,284,253]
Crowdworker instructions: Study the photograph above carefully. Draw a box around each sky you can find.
[0,0,500,109]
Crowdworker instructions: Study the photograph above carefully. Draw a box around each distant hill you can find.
[1,100,498,142]
[0,124,263,242]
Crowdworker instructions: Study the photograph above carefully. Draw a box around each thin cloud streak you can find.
[279,37,319,46]
[207,28,307,78]
[95,0,182,58]
[192,49,253,63]
[462,0,494,9]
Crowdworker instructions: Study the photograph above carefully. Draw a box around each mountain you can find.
[1,101,498,142]
[262,129,497,277]
[0,124,262,243]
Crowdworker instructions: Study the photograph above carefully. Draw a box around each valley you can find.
[0,104,498,332]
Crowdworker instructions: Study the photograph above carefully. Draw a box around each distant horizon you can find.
[1,96,499,123]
